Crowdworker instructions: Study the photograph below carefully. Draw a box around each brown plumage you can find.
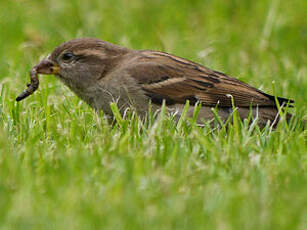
[17,38,294,128]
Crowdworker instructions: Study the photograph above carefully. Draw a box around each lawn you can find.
[0,0,306,229]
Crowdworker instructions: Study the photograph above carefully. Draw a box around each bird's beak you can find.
[34,56,60,75]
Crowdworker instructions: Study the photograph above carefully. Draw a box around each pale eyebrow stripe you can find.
[73,50,108,59]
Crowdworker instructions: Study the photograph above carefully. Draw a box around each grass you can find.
[0,0,306,229]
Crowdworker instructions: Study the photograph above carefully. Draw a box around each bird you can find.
[17,38,294,128]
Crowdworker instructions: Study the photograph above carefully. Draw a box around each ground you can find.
[0,0,306,229]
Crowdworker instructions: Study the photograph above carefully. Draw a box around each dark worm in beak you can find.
[16,68,39,101]
[16,59,59,102]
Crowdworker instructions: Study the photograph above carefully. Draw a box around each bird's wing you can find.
[126,51,293,107]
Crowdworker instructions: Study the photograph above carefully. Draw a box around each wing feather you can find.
[127,51,294,107]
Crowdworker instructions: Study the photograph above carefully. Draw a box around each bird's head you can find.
[34,38,128,90]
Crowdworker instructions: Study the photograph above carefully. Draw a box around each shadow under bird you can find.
[16,38,294,128]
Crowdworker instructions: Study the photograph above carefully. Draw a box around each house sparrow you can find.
[17,38,293,128]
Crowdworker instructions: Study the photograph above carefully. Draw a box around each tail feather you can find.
[276,96,295,106]
[263,93,295,107]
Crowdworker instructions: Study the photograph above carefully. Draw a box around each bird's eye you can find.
[62,52,74,61]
